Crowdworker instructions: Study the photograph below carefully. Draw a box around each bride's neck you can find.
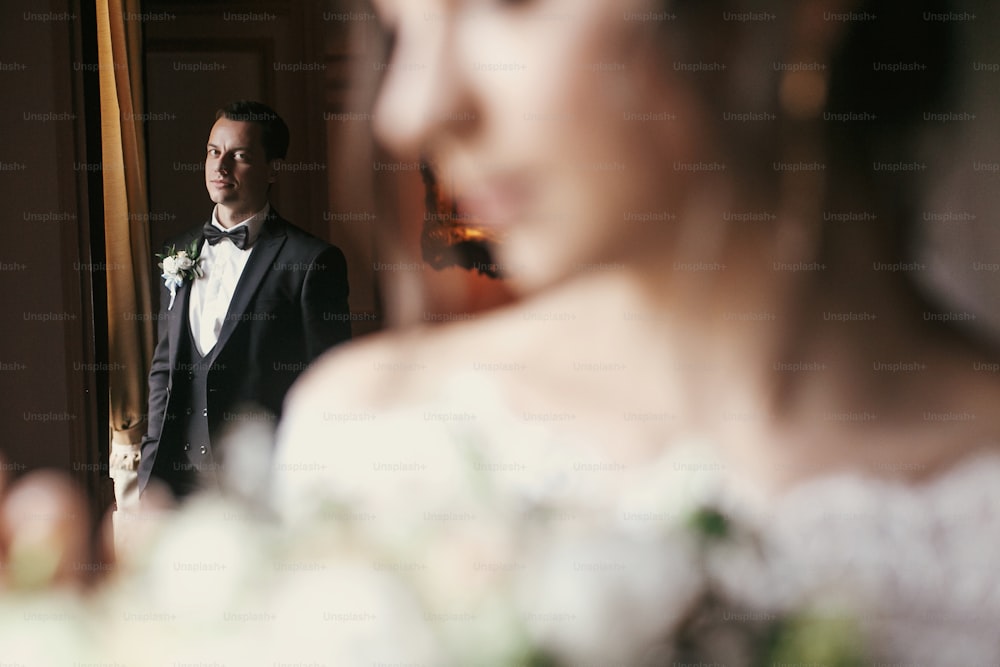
[557,204,992,464]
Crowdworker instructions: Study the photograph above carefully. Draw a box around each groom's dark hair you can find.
[216,100,290,161]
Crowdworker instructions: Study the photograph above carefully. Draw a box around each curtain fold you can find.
[96,0,154,513]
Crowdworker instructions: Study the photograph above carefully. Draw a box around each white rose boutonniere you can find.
[156,239,203,310]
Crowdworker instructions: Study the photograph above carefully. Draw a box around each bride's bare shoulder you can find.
[286,285,596,416]
[287,329,428,413]
[287,311,522,413]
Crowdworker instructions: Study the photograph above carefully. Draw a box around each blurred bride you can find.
[274,0,1000,663]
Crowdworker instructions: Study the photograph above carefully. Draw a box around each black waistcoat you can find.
[164,321,223,497]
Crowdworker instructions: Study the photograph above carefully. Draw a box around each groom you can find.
[137,101,351,499]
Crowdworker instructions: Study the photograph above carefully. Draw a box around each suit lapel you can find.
[212,215,287,355]
[166,232,204,379]
[166,281,191,376]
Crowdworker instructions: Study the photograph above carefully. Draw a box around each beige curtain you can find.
[96,0,154,515]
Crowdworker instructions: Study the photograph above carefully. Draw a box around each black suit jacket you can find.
[137,210,351,495]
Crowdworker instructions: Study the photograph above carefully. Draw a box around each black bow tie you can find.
[203,222,250,249]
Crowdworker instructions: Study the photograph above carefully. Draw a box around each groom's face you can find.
[205,117,275,220]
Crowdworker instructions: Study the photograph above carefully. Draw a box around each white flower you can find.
[156,242,203,309]
[515,534,700,665]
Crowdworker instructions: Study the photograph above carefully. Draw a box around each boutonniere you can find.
[157,239,204,310]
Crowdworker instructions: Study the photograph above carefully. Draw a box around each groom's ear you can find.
[267,159,282,184]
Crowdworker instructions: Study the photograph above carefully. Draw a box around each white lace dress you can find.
[272,371,1000,666]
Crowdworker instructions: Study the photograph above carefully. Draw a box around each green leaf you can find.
[186,237,202,260]
[688,506,730,540]
[764,612,865,667]
[155,243,178,262]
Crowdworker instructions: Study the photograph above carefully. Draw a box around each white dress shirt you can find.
[188,204,270,356]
